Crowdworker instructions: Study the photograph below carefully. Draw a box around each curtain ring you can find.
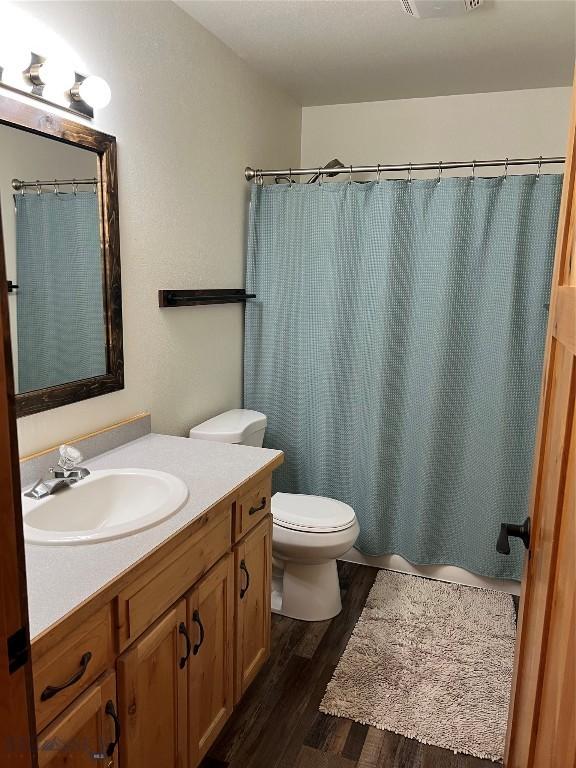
[256,170,263,186]
[437,161,443,184]
[349,165,353,184]
[54,180,60,195]
[73,179,78,195]
[289,168,293,187]
[36,181,41,196]
[407,162,412,184]
[537,155,543,180]
[376,164,381,183]
[503,158,509,180]
[317,167,322,186]
[93,179,97,194]
[471,160,476,180]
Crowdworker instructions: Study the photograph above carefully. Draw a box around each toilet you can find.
[189,409,359,621]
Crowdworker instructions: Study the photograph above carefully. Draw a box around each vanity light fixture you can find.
[0,46,111,119]
[28,59,76,93]
[70,75,111,110]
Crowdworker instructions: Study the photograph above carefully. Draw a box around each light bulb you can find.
[36,60,76,91]
[78,75,111,109]
[0,39,31,73]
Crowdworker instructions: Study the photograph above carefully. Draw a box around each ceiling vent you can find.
[400,0,483,18]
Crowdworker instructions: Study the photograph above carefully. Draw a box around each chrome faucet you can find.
[25,444,91,500]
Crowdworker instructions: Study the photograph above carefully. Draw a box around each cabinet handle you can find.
[249,497,267,515]
[105,700,121,757]
[40,651,92,701]
[178,622,191,669]
[192,610,205,655]
[240,559,251,599]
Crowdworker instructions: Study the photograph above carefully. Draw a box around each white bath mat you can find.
[320,569,516,762]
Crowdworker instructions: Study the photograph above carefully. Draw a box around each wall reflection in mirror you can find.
[0,124,106,395]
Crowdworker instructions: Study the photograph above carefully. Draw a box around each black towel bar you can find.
[158,289,256,308]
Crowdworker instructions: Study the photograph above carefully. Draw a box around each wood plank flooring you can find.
[201,562,503,768]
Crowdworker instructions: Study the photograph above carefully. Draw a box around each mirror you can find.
[0,94,123,416]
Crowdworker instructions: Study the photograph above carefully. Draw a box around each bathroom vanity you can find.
[24,433,283,767]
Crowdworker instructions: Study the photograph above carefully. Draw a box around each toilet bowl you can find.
[189,409,360,621]
[271,493,359,621]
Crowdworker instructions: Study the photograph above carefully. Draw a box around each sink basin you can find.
[22,468,189,545]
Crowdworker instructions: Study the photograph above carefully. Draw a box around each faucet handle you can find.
[57,444,84,471]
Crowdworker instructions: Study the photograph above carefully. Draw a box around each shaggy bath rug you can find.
[320,570,516,762]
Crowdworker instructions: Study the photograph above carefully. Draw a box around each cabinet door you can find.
[187,554,234,766]
[234,515,272,702]
[37,671,119,768]
[117,601,188,768]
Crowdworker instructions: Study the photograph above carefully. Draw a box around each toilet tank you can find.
[189,409,267,447]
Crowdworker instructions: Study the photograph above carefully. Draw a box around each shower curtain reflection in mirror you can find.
[15,190,106,393]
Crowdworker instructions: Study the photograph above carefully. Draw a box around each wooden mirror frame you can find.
[0,93,123,417]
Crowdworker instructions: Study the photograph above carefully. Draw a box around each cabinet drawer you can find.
[234,475,272,542]
[37,671,118,768]
[116,503,232,649]
[33,604,114,732]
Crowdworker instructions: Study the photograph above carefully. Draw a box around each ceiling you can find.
[177,0,575,106]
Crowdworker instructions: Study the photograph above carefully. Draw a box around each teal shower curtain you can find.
[16,191,106,393]
[244,175,562,580]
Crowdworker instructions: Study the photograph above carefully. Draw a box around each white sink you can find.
[22,468,189,545]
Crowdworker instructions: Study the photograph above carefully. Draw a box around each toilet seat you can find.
[272,492,356,533]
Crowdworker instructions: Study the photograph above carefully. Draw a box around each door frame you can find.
[0,201,37,765]
[505,68,576,765]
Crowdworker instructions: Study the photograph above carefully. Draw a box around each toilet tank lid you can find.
[189,409,267,443]
[272,493,356,532]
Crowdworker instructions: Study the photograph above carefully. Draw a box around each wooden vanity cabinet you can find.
[37,671,119,768]
[117,601,189,768]
[31,467,280,768]
[234,515,272,702]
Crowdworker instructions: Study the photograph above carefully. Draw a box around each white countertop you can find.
[24,433,282,641]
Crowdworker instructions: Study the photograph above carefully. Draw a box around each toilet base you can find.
[271,559,343,622]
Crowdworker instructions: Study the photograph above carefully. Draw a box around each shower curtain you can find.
[15,191,106,393]
[244,175,563,580]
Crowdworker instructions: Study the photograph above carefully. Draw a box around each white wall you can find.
[301,87,571,179]
[7,1,301,456]
[0,125,97,391]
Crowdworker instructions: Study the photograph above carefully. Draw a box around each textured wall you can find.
[301,88,571,178]
[11,0,301,456]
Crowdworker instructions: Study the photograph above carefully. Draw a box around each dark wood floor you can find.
[201,562,502,768]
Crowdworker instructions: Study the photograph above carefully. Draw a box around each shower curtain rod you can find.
[11,177,99,191]
[244,156,565,182]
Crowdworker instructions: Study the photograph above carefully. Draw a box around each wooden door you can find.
[505,71,576,767]
[187,554,234,767]
[37,671,119,768]
[0,200,37,765]
[234,516,272,703]
[117,601,188,768]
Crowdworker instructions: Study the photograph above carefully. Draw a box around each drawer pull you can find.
[192,610,205,655]
[40,651,92,701]
[178,622,192,669]
[105,700,121,757]
[248,497,267,516]
[240,559,251,599]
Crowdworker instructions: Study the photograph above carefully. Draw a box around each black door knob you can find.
[497,517,531,555]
